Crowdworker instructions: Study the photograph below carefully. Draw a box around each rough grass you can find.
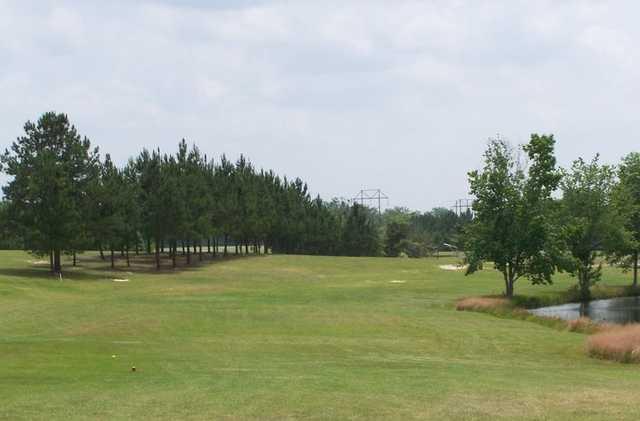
[587,324,640,363]
[2,251,640,420]
[455,296,510,311]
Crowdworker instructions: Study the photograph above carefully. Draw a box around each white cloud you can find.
[1,0,640,209]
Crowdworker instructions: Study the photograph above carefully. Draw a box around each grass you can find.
[1,250,640,420]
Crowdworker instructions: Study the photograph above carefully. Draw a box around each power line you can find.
[352,189,389,214]
[451,198,474,216]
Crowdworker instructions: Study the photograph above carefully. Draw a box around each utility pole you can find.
[352,189,389,214]
[451,198,474,216]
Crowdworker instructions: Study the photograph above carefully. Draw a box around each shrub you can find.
[586,324,640,363]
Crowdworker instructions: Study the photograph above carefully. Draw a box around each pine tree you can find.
[1,112,99,273]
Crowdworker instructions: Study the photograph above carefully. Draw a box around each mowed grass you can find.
[1,251,639,420]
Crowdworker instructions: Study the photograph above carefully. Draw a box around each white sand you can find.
[439,264,466,271]
[112,278,129,282]
[389,280,406,284]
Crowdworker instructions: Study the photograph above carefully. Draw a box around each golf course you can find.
[2,251,639,420]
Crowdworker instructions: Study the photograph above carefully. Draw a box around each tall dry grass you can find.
[586,324,640,363]
[456,296,609,334]
[456,297,509,312]
[565,317,610,334]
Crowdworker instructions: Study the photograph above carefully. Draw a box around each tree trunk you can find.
[111,248,115,269]
[49,250,54,272]
[146,238,151,255]
[155,240,160,270]
[181,240,186,256]
[503,271,514,298]
[579,267,591,302]
[126,246,130,267]
[172,240,177,268]
[213,238,217,257]
[53,248,61,273]
[207,238,211,254]
[186,240,191,265]
[99,245,105,261]
[135,242,139,256]
[224,234,228,256]
[634,250,638,288]
[245,241,249,255]
[199,242,203,261]
[73,251,77,267]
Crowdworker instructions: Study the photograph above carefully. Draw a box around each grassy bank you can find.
[1,251,639,420]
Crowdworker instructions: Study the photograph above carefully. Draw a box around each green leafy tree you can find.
[465,134,562,297]
[608,153,640,287]
[559,156,625,300]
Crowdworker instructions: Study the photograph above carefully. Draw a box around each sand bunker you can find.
[112,278,129,282]
[29,260,49,265]
[389,280,406,284]
[439,264,466,271]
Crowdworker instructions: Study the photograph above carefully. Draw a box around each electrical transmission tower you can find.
[451,198,474,216]
[352,189,389,214]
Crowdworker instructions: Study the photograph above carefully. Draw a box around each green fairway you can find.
[1,251,638,420]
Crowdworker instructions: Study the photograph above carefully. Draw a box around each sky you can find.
[1,0,639,211]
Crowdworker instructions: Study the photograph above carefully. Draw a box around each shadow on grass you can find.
[0,251,266,282]
[0,266,108,282]
[96,253,262,274]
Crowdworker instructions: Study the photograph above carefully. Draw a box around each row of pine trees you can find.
[1,112,381,272]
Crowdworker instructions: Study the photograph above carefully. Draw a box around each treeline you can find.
[381,207,472,257]
[0,112,382,272]
[465,134,640,301]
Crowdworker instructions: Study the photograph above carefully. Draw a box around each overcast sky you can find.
[1,1,638,211]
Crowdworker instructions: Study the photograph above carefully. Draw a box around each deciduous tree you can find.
[465,134,562,297]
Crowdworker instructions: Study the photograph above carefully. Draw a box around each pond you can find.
[529,296,640,324]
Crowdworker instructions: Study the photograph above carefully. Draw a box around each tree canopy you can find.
[1,112,386,272]
[559,156,625,300]
[464,134,562,297]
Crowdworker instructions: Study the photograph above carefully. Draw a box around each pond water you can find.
[529,296,640,324]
